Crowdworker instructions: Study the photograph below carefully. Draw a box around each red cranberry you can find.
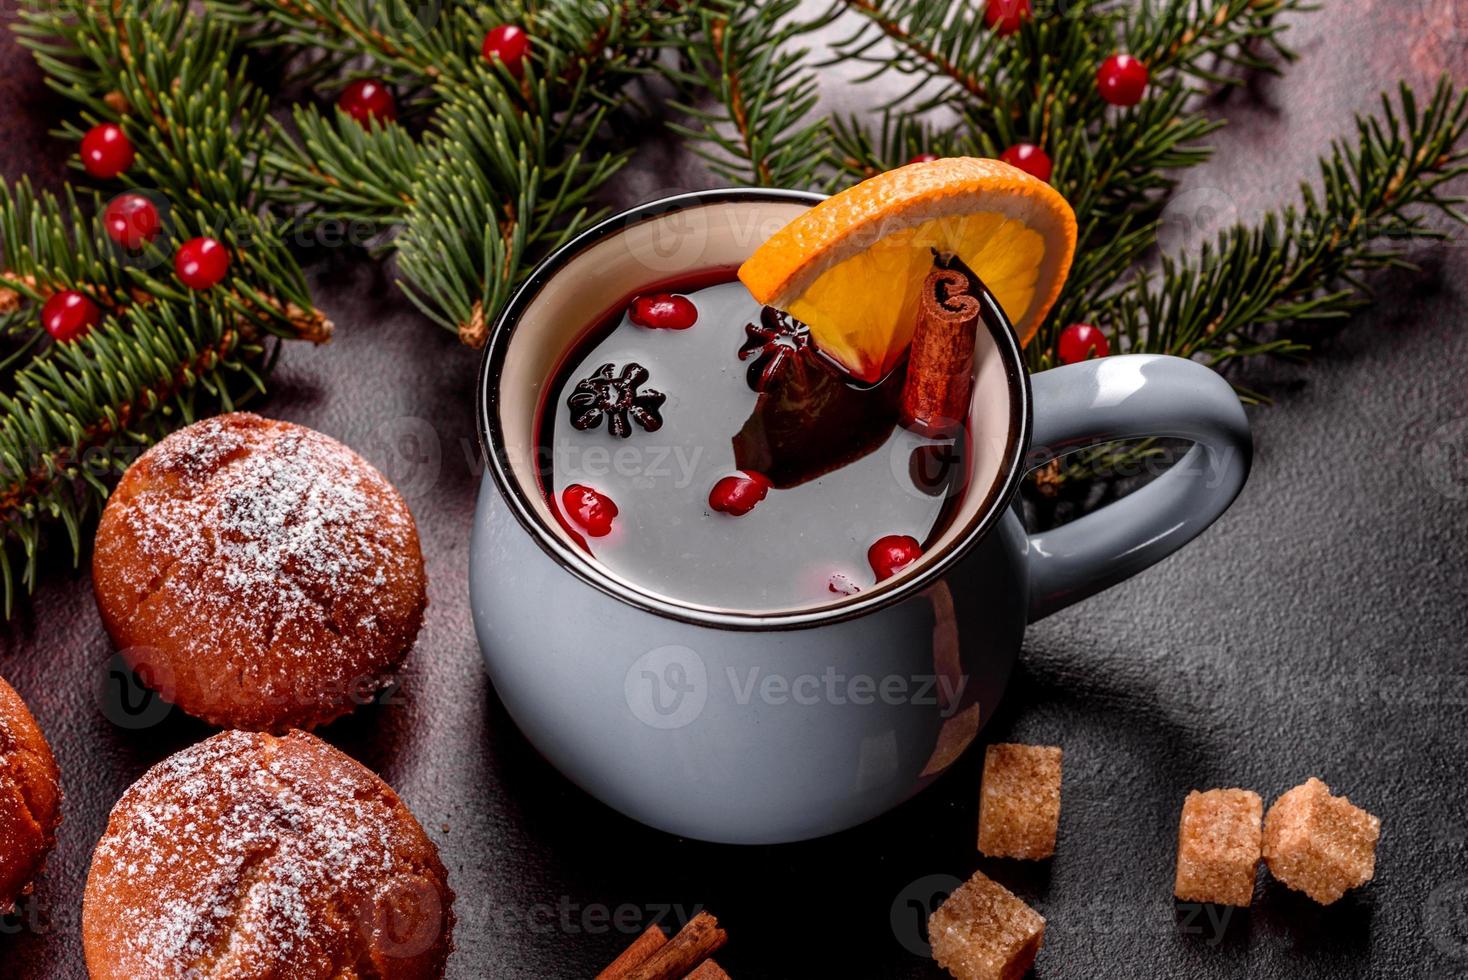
[1057,323,1110,363]
[174,237,230,290]
[338,78,397,125]
[1097,54,1149,107]
[629,293,698,330]
[80,123,134,179]
[41,291,101,343]
[708,472,771,517]
[828,573,861,597]
[868,534,922,581]
[999,143,1052,182]
[984,0,1031,35]
[482,25,530,74]
[562,484,618,537]
[907,152,939,164]
[104,193,161,249]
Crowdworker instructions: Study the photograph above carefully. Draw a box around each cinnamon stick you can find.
[597,925,669,980]
[624,912,728,980]
[900,257,981,437]
[685,960,732,979]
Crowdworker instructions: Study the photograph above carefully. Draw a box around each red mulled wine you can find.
[536,272,968,611]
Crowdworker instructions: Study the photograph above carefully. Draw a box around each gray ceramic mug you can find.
[471,189,1251,844]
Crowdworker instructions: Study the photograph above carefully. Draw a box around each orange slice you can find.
[739,157,1077,382]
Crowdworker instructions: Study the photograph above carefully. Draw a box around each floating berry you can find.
[1057,323,1109,363]
[482,24,530,74]
[868,534,922,582]
[738,307,812,392]
[907,152,939,164]
[983,0,1031,35]
[828,573,861,597]
[1097,54,1149,106]
[104,193,161,249]
[567,362,666,438]
[629,293,697,330]
[337,78,397,125]
[708,472,771,517]
[80,123,134,179]
[562,484,617,537]
[998,143,1052,182]
[174,237,230,290]
[41,291,101,343]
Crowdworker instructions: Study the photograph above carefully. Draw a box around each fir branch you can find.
[395,58,629,344]
[264,106,423,240]
[830,0,995,112]
[1,1,328,616]
[664,0,835,188]
[237,0,705,344]
[1095,78,1468,374]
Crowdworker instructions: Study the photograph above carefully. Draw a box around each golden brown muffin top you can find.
[84,729,452,980]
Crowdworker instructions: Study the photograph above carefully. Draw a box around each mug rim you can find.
[476,187,1033,631]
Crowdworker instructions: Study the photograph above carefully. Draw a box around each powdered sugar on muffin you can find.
[92,413,428,732]
[0,676,62,914]
[83,730,452,979]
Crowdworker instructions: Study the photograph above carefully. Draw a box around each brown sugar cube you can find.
[929,870,1045,980]
[1263,777,1381,905]
[1173,788,1263,907]
[977,744,1062,859]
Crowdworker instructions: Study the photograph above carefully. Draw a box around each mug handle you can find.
[1025,354,1252,622]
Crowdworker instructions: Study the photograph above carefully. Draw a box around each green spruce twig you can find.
[0,1,329,617]
[663,0,837,188]
[217,0,712,344]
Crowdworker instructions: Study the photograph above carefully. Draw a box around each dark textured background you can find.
[2,3,1467,978]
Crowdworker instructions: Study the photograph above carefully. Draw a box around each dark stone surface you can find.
[1,3,1466,978]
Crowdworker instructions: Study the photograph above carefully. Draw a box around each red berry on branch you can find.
[562,484,618,537]
[998,143,1052,182]
[1057,323,1109,363]
[1097,54,1149,106]
[708,472,771,517]
[868,534,922,582]
[103,193,161,249]
[174,237,230,290]
[80,123,134,179]
[983,0,1031,35]
[629,293,698,330]
[337,78,397,125]
[907,153,939,164]
[41,291,101,343]
[482,25,530,74]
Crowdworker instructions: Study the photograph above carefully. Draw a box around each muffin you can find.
[83,729,454,979]
[92,413,427,732]
[0,675,61,913]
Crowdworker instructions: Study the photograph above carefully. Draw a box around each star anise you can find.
[738,307,812,392]
[566,362,666,438]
